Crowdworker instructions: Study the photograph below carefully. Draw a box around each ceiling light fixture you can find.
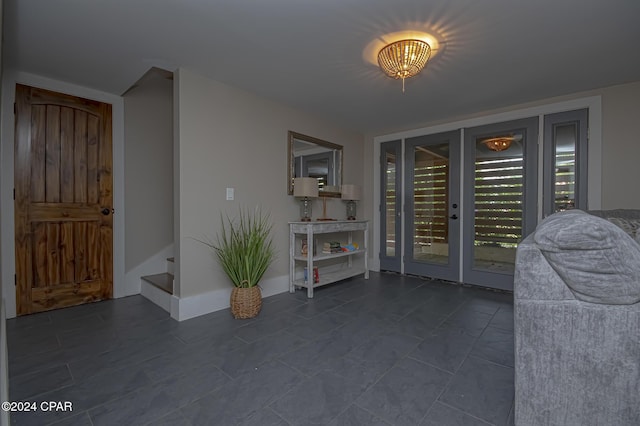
[377,39,431,92]
[482,137,513,152]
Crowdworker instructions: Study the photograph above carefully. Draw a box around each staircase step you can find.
[141,273,173,295]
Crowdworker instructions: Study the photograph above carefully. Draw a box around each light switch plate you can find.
[226,187,234,201]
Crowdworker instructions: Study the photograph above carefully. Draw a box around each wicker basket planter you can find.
[230,286,262,319]
[197,208,274,320]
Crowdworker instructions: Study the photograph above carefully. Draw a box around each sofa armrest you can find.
[514,234,576,302]
[515,217,640,425]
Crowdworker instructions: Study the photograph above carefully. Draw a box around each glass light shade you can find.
[378,39,431,91]
[483,137,513,152]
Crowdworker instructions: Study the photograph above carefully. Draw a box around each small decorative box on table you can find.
[289,220,369,298]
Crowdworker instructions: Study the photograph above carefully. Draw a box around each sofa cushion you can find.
[534,209,640,304]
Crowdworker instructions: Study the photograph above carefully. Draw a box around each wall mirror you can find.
[288,131,343,197]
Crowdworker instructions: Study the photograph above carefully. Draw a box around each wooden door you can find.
[14,84,113,315]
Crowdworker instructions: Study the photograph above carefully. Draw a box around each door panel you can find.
[379,140,402,272]
[463,118,538,290]
[14,84,113,315]
[404,131,460,281]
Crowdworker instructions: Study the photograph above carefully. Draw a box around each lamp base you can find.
[299,197,313,222]
[345,200,357,221]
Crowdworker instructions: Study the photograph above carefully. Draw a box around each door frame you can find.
[372,96,602,276]
[379,140,402,272]
[1,71,126,318]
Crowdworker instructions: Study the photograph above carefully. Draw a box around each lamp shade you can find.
[293,177,318,198]
[341,184,361,201]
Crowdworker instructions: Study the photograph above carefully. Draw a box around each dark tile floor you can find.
[7,272,515,426]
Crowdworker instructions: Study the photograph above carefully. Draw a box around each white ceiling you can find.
[4,0,640,134]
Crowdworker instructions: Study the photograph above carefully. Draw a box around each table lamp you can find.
[293,177,318,221]
[341,184,361,220]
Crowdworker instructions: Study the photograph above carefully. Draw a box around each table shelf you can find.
[293,248,366,262]
[289,220,369,298]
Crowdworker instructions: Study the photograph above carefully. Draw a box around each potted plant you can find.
[200,207,276,319]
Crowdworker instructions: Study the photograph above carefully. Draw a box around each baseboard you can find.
[169,274,289,321]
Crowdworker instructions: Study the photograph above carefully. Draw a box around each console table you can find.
[289,220,369,298]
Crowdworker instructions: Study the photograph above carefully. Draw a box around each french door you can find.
[462,118,538,290]
[379,118,538,290]
[403,131,461,281]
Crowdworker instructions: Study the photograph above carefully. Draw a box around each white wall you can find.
[123,71,174,271]
[174,68,364,312]
[0,71,128,318]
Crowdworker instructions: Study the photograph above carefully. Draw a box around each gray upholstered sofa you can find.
[514,209,640,426]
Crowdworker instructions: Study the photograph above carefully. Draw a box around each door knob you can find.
[101,208,111,216]
[449,214,458,220]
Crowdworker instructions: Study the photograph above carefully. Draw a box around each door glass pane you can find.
[384,149,397,257]
[413,143,449,264]
[543,109,587,215]
[473,133,523,273]
[553,123,577,212]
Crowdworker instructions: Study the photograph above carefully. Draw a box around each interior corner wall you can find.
[599,81,640,209]
[175,68,364,300]
[123,75,174,272]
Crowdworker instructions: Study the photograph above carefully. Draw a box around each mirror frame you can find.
[288,131,343,197]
